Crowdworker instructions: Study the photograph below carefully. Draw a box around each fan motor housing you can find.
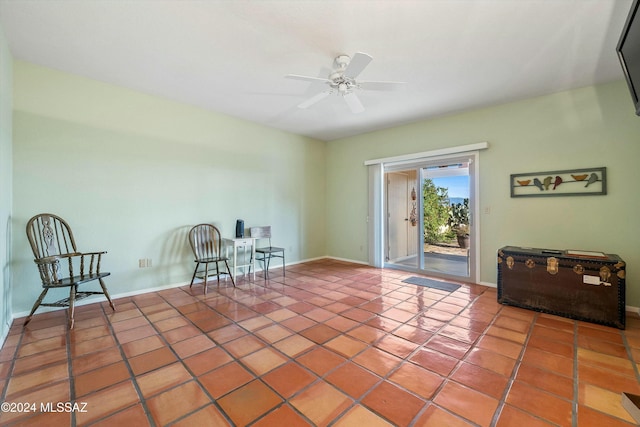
[334,54,350,69]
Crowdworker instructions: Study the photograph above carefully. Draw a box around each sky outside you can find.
[431,175,469,199]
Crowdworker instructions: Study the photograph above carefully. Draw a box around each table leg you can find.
[251,240,256,279]
[233,244,238,280]
[241,243,246,276]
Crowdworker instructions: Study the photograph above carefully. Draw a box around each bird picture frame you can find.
[510,167,606,197]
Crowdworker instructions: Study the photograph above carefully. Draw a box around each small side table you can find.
[223,237,256,280]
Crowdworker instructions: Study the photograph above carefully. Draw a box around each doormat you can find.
[402,277,461,292]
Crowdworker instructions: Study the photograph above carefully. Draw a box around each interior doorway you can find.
[384,155,476,282]
[385,171,418,267]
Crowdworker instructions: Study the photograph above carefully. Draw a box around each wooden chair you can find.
[188,224,235,293]
[249,226,285,279]
[25,213,115,329]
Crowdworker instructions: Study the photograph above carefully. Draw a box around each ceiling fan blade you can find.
[285,74,330,83]
[358,81,406,91]
[298,91,331,109]
[343,92,365,113]
[343,52,373,79]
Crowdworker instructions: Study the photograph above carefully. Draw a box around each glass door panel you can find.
[421,161,470,279]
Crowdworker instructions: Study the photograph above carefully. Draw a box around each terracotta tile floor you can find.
[1,259,640,426]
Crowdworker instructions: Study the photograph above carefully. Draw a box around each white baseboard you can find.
[10,255,337,320]
[324,256,369,265]
[479,281,497,288]
[0,325,8,351]
[11,280,191,320]
[11,258,639,325]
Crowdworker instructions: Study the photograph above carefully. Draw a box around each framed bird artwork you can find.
[510,167,606,197]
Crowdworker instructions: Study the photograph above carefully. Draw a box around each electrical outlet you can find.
[138,258,152,268]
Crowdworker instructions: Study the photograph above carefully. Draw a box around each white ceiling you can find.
[0,0,633,141]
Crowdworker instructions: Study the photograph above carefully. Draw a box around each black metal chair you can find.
[25,213,115,329]
[249,226,285,279]
[188,224,235,293]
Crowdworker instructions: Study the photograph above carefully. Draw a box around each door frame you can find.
[366,142,488,283]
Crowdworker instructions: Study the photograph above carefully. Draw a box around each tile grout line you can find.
[165,279,332,426]
[488,310,538,427]
[131,276,528,421]
[276,280,390,425]
[0,322,26,424]
[621,328,640,383]
[243,275,372,426]
[220,276,362,427]
[572,320,579,427]
[91,301,158,427]
[298,277,424,426]
[365,276,497,425]
[326,280,491,426]
[145,288,238,426]
[32,270,482,424]
[435,299,508,426]
[66,312,77,427]
[236,273,438,426]
[0,327,22,401]
[9,261,637,426]
[249,276,349,427]
[619,323,640,427]
[407,289,494,427]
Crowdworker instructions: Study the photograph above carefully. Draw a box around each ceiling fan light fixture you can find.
[285,52,405,113]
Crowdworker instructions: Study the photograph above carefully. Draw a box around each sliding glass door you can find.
[384,154,476,282]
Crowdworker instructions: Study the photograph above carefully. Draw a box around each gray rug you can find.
[402,276,461,292]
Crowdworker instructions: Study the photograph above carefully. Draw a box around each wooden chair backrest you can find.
[189,224,223,260]
[26,213,78,260]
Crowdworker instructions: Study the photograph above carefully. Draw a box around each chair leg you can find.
[99,278,116,311]
[256,255,265,280]
[224,260,236,287]
[203,263,209,295]
[266,253,272,279]
[68,285,76,329]
[24,289,49,326]
[282,252,285,277]
[215,261,220,285]
[189,262,199,288]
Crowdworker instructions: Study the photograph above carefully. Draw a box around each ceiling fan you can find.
[285,52,405,113]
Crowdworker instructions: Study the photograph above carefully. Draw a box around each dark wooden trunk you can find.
[497,246,626,329]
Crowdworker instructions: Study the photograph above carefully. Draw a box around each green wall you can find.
[10,59,640,316]
[0,24,13,338]
[12,61,326,314]
[327,81,640,306]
